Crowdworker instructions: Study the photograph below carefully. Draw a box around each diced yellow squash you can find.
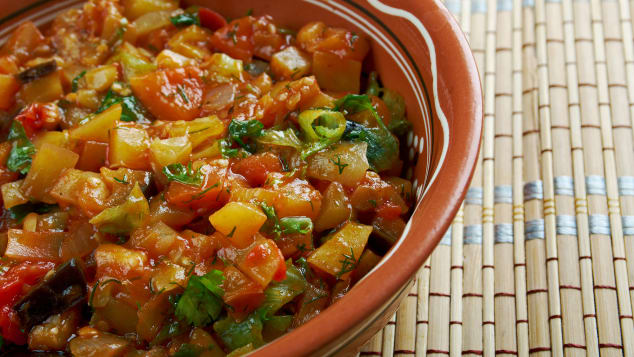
[2,180,28,209]
[33,130,69,149]
[129,220,179,257]
[94,243,148,278]
[352,249,382,281]
[22,143,79,203]
[50,169,109,216]
[5,229,66,262]
[204,53,244,82]
[299,91,335,111]
[0,74,20,110]
[385,177,413,203]
[272,177,322,220]
[149,260,186,293]
[76,141,109,172]
[312,51,361,93]
[156,49,197,69]
[22,212,38,232]
[18,71,64,103]
[168,116,225,148]
[307,142,369,187]
[89,183,149,234]
[230,187,278,207]
[209,202,267,249]
[133,10,172,37]
[168,25,213,60]
[314,182,351,232]
[122,0,179,20]
[109,49,156,81]
[100,167,152,191]
[271,46,312,80]
[70,104,122,142]
[190,141,221,160]
[307,222,372,279]
[150,136,192,167]
[74,89,101,110]
[109,126,150,170]
[84,65,118,92]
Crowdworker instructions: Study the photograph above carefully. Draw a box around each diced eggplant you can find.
[16,61,58,84]
[14,259,87,330]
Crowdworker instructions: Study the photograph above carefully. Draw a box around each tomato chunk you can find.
[0,261,55,344]
[232,152,283,187]
[198,8,227,31]
[130,66,203,121]
[211,17,254,61]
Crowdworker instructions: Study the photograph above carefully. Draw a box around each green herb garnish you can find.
[163,163,203,186]
[175,270,225,327]
[7,121,35,175]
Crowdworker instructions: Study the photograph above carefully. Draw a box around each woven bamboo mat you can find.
[357,0,634,356]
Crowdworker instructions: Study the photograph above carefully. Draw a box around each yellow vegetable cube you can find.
[314,182,351,232]
[271,46,312,80]
[0,74,20,110]
[84,65,118,92]
[156,49,197,69]
[208,202,267,249]
[33,130,69,149]
[133,11,172,37]
[307,142,369,187]
[312,51,361,93]
[307,222,372,279]
[109,126,150,170]
[70,104,122,143]
[1,180,28,209]
[150,136,192,167]
[168,116,225,148]
[205,53,244,82]
[122,0,179,20]
[22,143,79,203]
[18,71,64,104]
[168,25,213,60]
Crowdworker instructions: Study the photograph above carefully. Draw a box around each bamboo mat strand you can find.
[359,0,634,355]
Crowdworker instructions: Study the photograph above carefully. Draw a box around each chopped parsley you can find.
[174,270,225,327]
[221,119,264,157]
[336,248,358,279]
[177,84,190,104]
[6,121,36,175]
[260,203,313,238]
[170,13,200,27]
[97,89,147,122]
[329,155,348,174]
[113,175,129,185]
[71,70,86,92]
[163,163,203,186]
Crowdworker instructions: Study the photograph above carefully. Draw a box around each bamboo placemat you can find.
[359,0,634,356]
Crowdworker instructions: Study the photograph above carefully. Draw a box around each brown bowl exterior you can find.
[0,0,482,355]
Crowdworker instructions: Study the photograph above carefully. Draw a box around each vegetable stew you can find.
[0,1,416,355]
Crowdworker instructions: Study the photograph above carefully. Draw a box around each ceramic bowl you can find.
[0,0,482,355]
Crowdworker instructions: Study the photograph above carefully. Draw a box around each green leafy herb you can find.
[277,27,297,36]
[153,320,186,345]
[246,8,254,16]
[228,119,264,151]
[97,89,147,122]
[163,163,203,186]
[336,248,358,279]
[8,202,57,223]
[71,70,86,92]
[185,183,219,203]
[279,217,313,235]
[114,175,129,185]
[227,226,237,238]
[7,121,36,175]
[177,84,190,104]
[88,278,123,309]
[260,203,282,238]
[329,155,348,174]
[175,270,225,327]
[213,313,265,351]
[170,12,200,27]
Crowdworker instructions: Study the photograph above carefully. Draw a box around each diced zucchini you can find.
[150,136,192,167]
[209,202,267,249]
[109,126,150,170]
[70,103,122,143]
[21,143,79,203]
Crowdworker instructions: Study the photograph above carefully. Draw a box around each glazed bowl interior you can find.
[0,0,482,355]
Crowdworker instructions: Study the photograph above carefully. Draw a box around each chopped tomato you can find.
[0,261,55,344]
[222,266,264,319]
[376,201,403,220]
[232,152,283,187]
[130,66,204,122]
[14,103,56,137]
[198,8,227,31]
[211,17,255,61]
